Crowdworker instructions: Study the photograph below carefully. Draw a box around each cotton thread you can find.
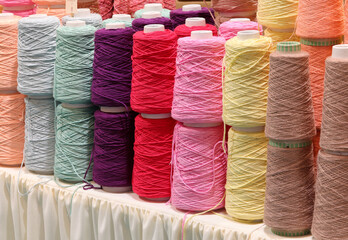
[97,0,113,19]
[17,15,60,96]
[0,15,21,91]
[54,104,95,182]
[312,150,348,240]
[132,115,176,199]
[313,128,320,174]
[171,123,226,211]
[0,0,35,17]
[92,27,134,107]
[78,0,100,14]
[345,2,348,44]
[223,36,272,128]
[102,17,133,28]
[24,97,55,173]
[264,144,315,234]
[54,24,96,104]
[219,20,262,41]
[133,8,170,19]
[225,129,267,222]
[174,24,217,39]
[296,0,344,39]
[266,49,316,140]
[170,7,215,29]
[93,110,135,188]
[32,0,66,19]
[264,28,299,52]
[257,0,298,30]
[211,0,257,16]
[172,36,225,123]
[129,0,175,15]
[0,93,25,166]
[301,44,333,128]
[62,13,103,29]
[131,17,173,32]
[131,29,177,114]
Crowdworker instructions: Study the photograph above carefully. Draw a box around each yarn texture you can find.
[212,0,257,14]
[264,28,299,52]
[219,20,262,41]
[62,13,103,29]
[170,8,215,29]
[174,24,217,39]
[102,17,133,28]
[131,17,173,32]
[133,8,170,19]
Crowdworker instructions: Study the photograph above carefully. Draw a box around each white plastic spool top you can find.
[106,22,125,29]
[142,11,161,19]
[332,44,348,60]
[144,3,163,12]
[237,30,260,41]
[100,106,127,113]
[184,122,222,128]
[191,30,213,40]
[75,8,91,17]
[229,18,250,22]
[182,4,202,11]
[66,20,86,27]
[0,13,14,20]
[144,24,165,33]
[112,14,131,21]
[141,113,171,119]
[29,14,48,18]
[185,17,206,27]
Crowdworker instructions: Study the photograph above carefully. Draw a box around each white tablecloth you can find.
[0,166,312,240]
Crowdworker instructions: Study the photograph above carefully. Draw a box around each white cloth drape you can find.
[0,166,312,240]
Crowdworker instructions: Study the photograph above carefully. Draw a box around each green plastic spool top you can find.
[277,41,301,52]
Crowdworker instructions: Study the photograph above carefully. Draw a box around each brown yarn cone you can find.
[265,50,316,141]
[312,150,348,240]
[320,56,348,152]
[264,144,315,234]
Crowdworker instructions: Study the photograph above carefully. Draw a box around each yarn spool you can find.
[97,0,113,19]
[129,0,175,16]
[264,142,315,236]
[102,14,133,28]
[131,14,173,32]
[93,110,135,193]
[133,3,171,19]
[0,93,25,167]
[0,13,21,91]
[170,4,215,29]
[91,24,134,107]
[345,2,348,44]
[24,97,55,174]
[212,0,257,21]
[257,0,298,30]
[33,0,66,19]
[174,18,217,39]
[171,122,226,211]
[17,14,60,97]
[77,0,100,14]
[264,28,299,52]
[219,19,262,41]
[313,127,320,173]
[54,21,96,104]
[225,129,267,222]
[266,42,316,141]
[296,0,344,39]
[172,31,225,123]
[54,104,95,182]
[223,30,272,129]
[311,150,348,240]
[301,38,341,128]
[0,0,35,17]
[132,114,176,200]
[320,46,348,152]
[62,8,103,28]
[131,25,177,114]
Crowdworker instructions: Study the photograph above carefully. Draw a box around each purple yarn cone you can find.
[170,7,215,29]
[92,27,135,107]
[132,17,173,32]
[93,110,136,188]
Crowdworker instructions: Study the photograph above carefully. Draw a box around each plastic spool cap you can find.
[103,186,132,193]
[185,17,206,27]
[229,18,250,22]
[184,122,222,128]
[0,12,14,20]
[141,113,171,119]
[29,14,47,18]
[66,20,86,27]
[142,11,161,19]
[332,44,348,59]
[106,22,125,29]
[100,106,127,113]
[75,8,91,17]
[237,30,260,41]
[182,4,202,11]
[144,24,165,33]
[112,14,131,21]
[144,3,163,12]
[277,41,301,53]
[191,30,213,40]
